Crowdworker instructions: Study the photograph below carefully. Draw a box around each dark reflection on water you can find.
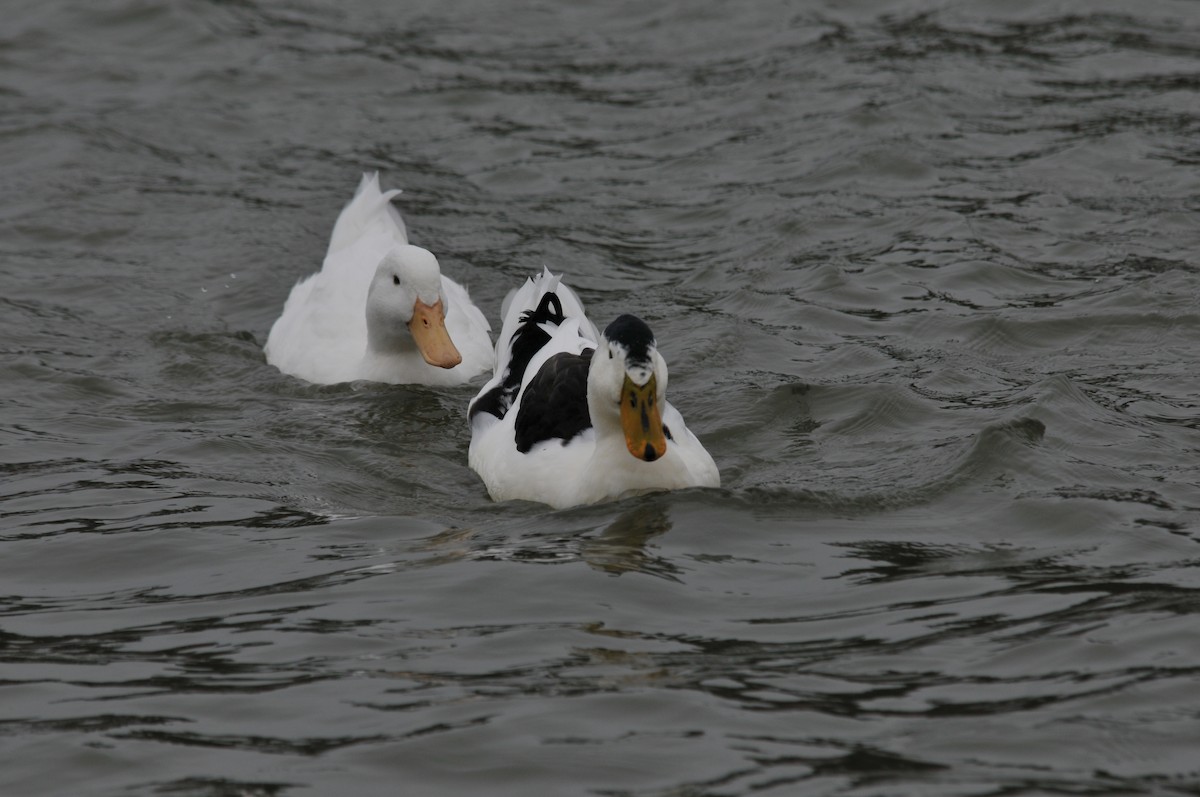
[462,502,680,579]
[3,0,1200,795]
[581,504,678,579]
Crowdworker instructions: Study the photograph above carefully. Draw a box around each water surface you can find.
[3,1,1200,795]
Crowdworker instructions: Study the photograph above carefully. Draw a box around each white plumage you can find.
[468,268,719,509]
[265,173,492,386]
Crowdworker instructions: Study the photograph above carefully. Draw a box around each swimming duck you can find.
[264,173,492,385]
[468,268,719,509]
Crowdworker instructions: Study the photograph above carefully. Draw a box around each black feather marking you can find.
[514,349,595,453]
[603,314,655,365]
[469,384,508,423]
[470,290,568,423]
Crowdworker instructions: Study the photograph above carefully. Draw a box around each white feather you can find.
[265,173,492,385]
[468,269,719,509]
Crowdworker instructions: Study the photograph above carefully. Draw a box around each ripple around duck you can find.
[735,373,1197,530]
[713,361,1072,503]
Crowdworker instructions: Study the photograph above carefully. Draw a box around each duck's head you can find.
[591,314,669,463]
[365,244,462,368]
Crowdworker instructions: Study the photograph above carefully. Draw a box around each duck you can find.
[467,268,719,509]
[264,172,492,386]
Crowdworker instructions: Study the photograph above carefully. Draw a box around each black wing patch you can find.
[514,348,595,453]
[470,291,566,423]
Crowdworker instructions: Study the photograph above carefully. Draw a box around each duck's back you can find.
[469,268,597,428]
[265,174,407,384]
[327,172,408,256]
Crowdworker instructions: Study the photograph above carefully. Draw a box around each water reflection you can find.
[578,503,678,579]
[425,501,680,580]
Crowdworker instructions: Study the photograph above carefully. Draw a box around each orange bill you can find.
[620,373,668,462]
[409,299,462,368]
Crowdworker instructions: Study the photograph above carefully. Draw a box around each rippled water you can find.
[3,0,1200,794]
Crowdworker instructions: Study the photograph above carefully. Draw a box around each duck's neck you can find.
[585,395,677,496]
[585,373,624,449]
[365,317,419,357]
[583,430,694,507]
[360,307,424,384]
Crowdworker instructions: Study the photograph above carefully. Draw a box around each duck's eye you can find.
[392,275,400,286]
[608,348,613,359]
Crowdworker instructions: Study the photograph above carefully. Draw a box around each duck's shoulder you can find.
[513,348,595,453]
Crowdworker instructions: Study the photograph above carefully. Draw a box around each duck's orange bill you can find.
[409,299,462,369]
[620,373,668,462]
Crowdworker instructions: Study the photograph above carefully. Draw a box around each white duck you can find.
[264,173,492,386]
[468,268,719,509]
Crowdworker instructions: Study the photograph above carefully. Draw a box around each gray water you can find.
[4,1,1200,795]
